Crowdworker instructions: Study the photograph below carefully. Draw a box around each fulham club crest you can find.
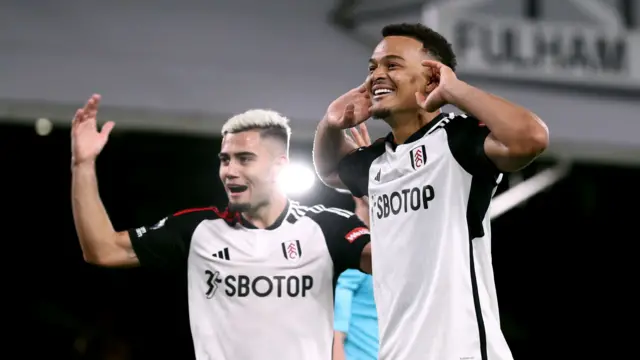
[410,145,427,170]
[282,240,302,260]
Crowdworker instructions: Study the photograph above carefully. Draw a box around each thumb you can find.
[100,121,115,139]
[415,92,427,109]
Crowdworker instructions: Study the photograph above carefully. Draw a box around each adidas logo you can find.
[374,169,381,182]
[212,247,230,261]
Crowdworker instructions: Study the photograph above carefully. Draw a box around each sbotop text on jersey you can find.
[371,185,435,219]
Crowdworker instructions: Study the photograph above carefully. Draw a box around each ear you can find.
[276,154,289,166]
[273,154,289,173]
[424,79,437,93]
[422,67,438,93]
[419,53,438,93]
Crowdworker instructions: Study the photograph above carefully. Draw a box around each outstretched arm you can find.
[71,95,196,269]
[72,162,137,267]
[69,95,134,266]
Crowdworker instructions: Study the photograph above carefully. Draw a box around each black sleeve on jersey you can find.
[444,115,501,179]
[128,208,219,269]
[309,210,371,274]
[337,140,386,197]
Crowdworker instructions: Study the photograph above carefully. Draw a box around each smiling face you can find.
[218,129,287,213]
[366,35,429,120]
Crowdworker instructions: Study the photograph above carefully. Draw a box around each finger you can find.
[81,94,97,112]
[99,121,115,139]
[342,103,356,124]
[421,59,442,68]
[72,108,84,126]
[86,94,102,118]
[344,129,357,147]
[359,123,371,146]
[356,83,367,93]
[352,123,368,147]
[350,127,366,147]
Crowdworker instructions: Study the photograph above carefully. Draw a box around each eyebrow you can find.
[369,54,405,64]
[218,151,257,158]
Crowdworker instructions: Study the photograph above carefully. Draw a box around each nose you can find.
[371,66,387,81]
[222,161,240,180]
[369,73,388,91]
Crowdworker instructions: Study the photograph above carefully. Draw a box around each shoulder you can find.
[295,204,369,241]
[163,205,240,230]
[439,112,487,137]
[297,203,356,222]
[337,137,388,197]
[342,137,387,164]
[437,113,498,177]
[288,202,360,228]
[173,206,236,220]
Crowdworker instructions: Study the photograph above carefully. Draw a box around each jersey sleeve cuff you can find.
[334,319,350,333]
[127,228,153,267]
[476,129,501,178]
[349,234,371,271]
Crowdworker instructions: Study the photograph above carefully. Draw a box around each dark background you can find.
[2,120,631,359]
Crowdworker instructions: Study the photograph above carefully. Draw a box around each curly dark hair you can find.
[381,23,457,71]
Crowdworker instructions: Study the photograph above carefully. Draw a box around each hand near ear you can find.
[326,84,372,130]
[416,60,459,112]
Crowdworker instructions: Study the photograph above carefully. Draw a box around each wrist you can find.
[71,159,96,172]
[443,80,472,105]
[321,114,345,131]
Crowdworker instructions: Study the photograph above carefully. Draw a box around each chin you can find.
[228,201,251,212]
[371,107,392,120]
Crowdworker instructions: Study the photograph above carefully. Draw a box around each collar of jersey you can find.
[384,112,447,151]
[239,200,290,230]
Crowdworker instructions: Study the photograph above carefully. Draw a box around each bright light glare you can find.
[35,118,53,136]
[278,163,316,195]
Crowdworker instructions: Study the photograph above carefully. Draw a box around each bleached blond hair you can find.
[221,109,291,154]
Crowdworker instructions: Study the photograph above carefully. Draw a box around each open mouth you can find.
[372,87,395,101]
[227,184,248,194]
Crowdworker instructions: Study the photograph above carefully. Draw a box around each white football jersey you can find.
[338,113,513,360]
[129,201,371,360]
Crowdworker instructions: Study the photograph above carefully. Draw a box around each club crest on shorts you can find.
[409,145,427,170]
[282,240,302,260]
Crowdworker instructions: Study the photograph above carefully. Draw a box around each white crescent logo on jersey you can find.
[409,145,427,170]
[282,240,302,260]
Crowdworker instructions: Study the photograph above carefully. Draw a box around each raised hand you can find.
[347,123,372,148]
[416,60,459,112]
[71,94,115,166]
[326,84,372,130]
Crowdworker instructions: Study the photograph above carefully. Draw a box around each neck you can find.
[242,192,288,229]
[387,109,441,144]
